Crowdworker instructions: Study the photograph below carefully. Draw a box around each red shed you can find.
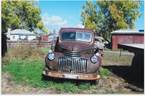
[111,30,144,50]
[40,35,49,41]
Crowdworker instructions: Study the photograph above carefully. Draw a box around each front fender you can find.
[45,52,63,70]
[81,54,102,73]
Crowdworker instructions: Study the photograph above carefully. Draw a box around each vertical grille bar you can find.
[85,59,87,72]
[78,59,81,73]
[74,58,77,72]
[71,58,73,71]
[60,57,62,71]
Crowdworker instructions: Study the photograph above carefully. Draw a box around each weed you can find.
[2,45,44,65]
[99,67,111,78]
[54,83,65,92]
[78,82,91,90]
[63,82,79,93]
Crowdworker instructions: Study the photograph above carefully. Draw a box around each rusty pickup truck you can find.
[42,28,103,83]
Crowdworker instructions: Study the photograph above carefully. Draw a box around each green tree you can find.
[81,0,97,32]
[96,0,141,41]
[37,21,49,33]
[2,0,45,56]
[81,0,141,42]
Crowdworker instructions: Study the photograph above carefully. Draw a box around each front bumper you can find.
[42,70,100,80]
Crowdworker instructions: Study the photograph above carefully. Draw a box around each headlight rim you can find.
[90,54,100,64]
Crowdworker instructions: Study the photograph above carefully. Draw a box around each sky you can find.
[38,1,144,33]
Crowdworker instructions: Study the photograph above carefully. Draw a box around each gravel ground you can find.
[2,72,143,94]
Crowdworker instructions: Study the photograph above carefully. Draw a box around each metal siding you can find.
[133,35,144,43]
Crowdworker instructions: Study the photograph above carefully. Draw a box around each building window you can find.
[13,36,15,39]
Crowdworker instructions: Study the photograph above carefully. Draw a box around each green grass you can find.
[2,47,114,93]
[2,57,94,93]
[3,58,49,88]
[40,48,50,54]
[99,67,111,78]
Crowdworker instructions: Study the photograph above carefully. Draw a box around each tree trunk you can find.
[2,33,7,57]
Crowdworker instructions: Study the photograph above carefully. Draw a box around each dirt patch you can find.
[2,72,143,94]
[80,75,133,94]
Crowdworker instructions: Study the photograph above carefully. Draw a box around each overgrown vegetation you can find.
[2,57,94,93]
[3,46,108,93]
[3,46,134,93]
[2,46,44,65]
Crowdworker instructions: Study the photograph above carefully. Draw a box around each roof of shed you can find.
[111,29,144,35]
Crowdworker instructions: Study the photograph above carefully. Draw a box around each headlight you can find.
[90,54,99,64]
[47,50,55,61]
[48,53,55,61]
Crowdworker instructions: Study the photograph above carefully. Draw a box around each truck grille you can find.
[58,56,87,73]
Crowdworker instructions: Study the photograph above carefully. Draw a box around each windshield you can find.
[61,32,92,42]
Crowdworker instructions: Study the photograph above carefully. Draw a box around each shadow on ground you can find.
[104,51,144,91]
[103,65,144,92]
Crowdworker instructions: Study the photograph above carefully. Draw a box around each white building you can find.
[7,29,37,41]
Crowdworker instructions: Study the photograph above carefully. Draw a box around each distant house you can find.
[111,29,144,50]
[7,29,37,41]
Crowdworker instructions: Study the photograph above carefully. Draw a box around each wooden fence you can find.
[7,40,51,48]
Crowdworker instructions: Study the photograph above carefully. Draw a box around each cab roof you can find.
[59,28,93,33]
